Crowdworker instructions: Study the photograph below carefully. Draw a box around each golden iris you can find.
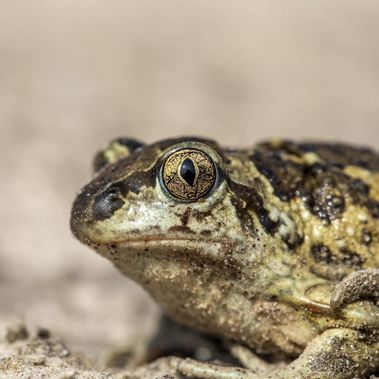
[162,149,216,201]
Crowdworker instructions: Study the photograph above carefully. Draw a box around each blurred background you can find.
[1,0,379,362]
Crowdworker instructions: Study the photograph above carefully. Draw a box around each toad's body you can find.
[71,138,379,378]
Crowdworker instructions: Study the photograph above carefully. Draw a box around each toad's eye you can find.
[161,148,217,201]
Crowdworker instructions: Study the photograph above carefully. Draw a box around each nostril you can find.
[93,186,125,220]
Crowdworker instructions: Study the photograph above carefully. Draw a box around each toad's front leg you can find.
[330,269,379,309]
[278,328,379,379]
[170,356,253,379]
[172,328,379,379]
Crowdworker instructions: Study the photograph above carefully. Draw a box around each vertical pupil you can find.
[180,158,196,186]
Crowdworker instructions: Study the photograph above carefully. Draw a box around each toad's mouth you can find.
[73,223,236,248]
[79,232,237,260]
[108,236,231,245]
[89,235,235,250]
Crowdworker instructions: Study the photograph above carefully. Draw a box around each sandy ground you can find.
[1,1,379,377]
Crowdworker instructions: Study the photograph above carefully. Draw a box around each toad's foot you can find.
[170,356,253,379]
[330,269,379,308]
[170,344,281,379]
[171,328,379,379]
[228,344,286,373]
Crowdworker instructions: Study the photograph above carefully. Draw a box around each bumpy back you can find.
[247,140,379,280]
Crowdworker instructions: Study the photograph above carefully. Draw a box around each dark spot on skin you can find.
[181,207,191,226]
[303,167,346,222]
[250,150,303,202]
[311,245,334,264]
[193,208,213,222]
[366,199,379,218]
[228,180,279,235]
[168,225,195,234]
[286,234,304,250]
[259,212,280,236]
[117,167,157,196]
[92,185,125,220]
[339,248,365,267]
[359,329,379,345]
[311,244,364,268]
[200,230,212,237]
[296,165,348,223]
[228,177,302,248]
[251,142,379,222]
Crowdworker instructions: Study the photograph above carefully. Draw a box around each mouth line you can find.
[80,233,237,250]
[107,236,232,246]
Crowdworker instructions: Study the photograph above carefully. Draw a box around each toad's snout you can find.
[70,183,124,243]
